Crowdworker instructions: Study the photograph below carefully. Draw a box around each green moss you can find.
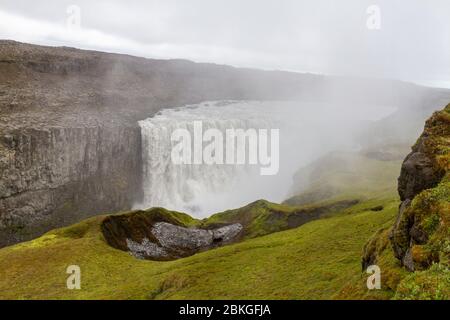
[404,179,450,270]
[394,264,450,300]
[423,214,440,235]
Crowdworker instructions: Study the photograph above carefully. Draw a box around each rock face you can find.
[398,150,444,202]
[101,208,243,260]
[0,126,142,247]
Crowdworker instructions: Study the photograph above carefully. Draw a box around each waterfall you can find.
[134,100,397,217]
[135,101,278,217]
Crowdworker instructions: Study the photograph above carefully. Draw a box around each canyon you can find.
[1,40,449,247]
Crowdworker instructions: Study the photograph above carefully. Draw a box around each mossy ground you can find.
[0,197,398,300]
[202,200,300,238]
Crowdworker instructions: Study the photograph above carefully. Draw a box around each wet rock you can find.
[398,151,442,201]
[152,222,215,253]
[127,222,243,260]
[126,238,168,260]
[212,223,243,243]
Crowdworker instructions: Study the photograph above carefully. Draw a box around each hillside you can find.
[0,197,398,300]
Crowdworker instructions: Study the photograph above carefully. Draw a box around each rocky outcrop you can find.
[398,149,444,202]
[362,105,450,272]
[101,208,243,260]
[390,105,449,271]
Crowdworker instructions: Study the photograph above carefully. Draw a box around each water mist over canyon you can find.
[135,100,397,217]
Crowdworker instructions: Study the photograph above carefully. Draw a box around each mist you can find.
[131,99,400,217]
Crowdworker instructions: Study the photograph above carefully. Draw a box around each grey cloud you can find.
[0,0,449,87]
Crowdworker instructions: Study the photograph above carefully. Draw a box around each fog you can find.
[1,0,450,87]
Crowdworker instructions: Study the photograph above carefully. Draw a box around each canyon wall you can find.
[0,126,142,246]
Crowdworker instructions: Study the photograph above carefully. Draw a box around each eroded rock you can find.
[101,208,243,261]
[127,222,243,260]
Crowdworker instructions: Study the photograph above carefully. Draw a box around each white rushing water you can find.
[134,100,396,218]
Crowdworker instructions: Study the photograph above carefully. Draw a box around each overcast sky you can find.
[1,0,449,87]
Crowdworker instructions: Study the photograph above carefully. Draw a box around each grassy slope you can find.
[203,200,301,238]
[201,199,359,240]
[284,152,402,206]
[0,196,398,300]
